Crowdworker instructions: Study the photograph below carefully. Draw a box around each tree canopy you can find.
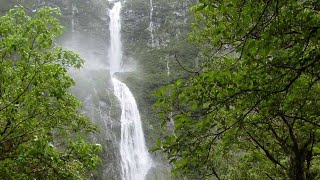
[154,0,320,179]
[0,7,101,179]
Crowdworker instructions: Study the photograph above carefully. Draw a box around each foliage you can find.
[0,6,101,179]
[154,0,320,179]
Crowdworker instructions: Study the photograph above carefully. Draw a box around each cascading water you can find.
[165,58,173,125]
[108,1,122,74]
[112,78,153,180]
[71,3,78,33]
[71,12,75,32]
[149,0,154,47]
[108,1,152,180]
[166,59,170,76]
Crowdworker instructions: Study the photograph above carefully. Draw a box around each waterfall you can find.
[108,2,122,74]
[149,0,154,47]
[71,14,75,32]
[166,59,170,76]
[112,78,153,180]
[166,58,173,125]
[108,1,152,180]
[71,3,78,33]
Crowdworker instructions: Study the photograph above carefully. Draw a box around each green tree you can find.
[0,6,101,179]
[154,0,320,179]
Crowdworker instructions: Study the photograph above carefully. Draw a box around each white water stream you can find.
[71,3,78,33]
[108,1,152,180]
[166,60,170,76]
[149,0,155,47]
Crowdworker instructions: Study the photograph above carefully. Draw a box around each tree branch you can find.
[247,132,286,170]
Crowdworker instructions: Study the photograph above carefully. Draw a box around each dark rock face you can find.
[122,1,149,44]
[122,0,196,49]
[70,68,122,180]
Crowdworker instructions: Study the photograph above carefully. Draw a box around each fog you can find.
[61,31,137,76]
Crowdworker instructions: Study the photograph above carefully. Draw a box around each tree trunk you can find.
[289,152,306,180]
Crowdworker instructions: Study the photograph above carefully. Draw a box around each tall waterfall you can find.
[149,0,154,47]
[166,59,170,76]
[108,2,122,74]
[71,11,75,32]
[108,1,152,180]
[71,3,78,33]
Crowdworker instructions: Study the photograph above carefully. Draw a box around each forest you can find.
[0,0,319,180]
